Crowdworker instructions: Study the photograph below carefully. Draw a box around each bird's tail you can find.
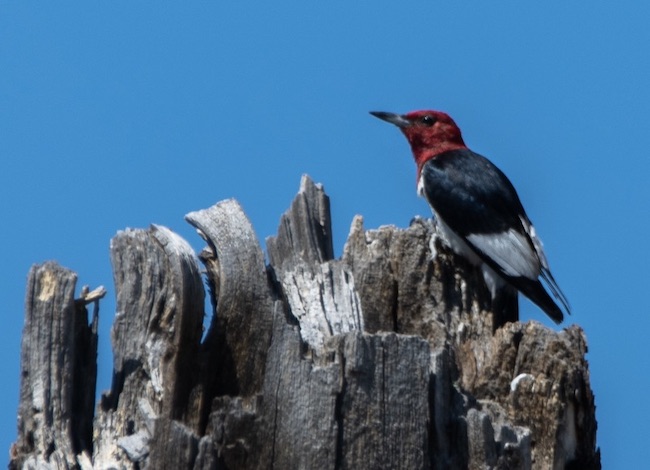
[540,268,571,315]
[514,276,566,324]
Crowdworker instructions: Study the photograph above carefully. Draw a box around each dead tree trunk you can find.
[11,175,600,470]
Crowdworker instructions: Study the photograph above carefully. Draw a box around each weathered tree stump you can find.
[11,175,600,469]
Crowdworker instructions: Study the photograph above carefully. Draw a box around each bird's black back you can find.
[421,148,529,237]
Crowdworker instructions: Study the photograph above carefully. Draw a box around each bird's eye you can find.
[420,115,436,126]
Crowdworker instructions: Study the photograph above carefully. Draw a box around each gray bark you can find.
[11,175,600,469]
[12,263,101,469]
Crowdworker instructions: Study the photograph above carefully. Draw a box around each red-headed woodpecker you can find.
[370,110,570,324]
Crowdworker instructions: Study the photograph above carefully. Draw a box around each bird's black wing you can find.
[421,148,569,322]
[421,149,524,236]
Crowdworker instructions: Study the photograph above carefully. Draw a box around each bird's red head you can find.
[370,110,467,173]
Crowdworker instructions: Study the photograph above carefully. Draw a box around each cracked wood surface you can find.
[12,175,600,469]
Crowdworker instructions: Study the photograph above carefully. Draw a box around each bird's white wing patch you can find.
[467,229,540,280]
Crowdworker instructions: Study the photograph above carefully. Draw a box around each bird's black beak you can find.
[369,111,410,128]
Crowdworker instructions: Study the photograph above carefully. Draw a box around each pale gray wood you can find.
[267,176,363,352]
[93,224,204,469]
[185,198,275,405]
[337,333,431,469]
[11,176,600,470]
[266,174,334,269]
[12,262,99,470]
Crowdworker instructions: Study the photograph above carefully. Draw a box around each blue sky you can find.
[2,2,648,467]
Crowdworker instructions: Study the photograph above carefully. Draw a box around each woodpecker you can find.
[370,110,570,324]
